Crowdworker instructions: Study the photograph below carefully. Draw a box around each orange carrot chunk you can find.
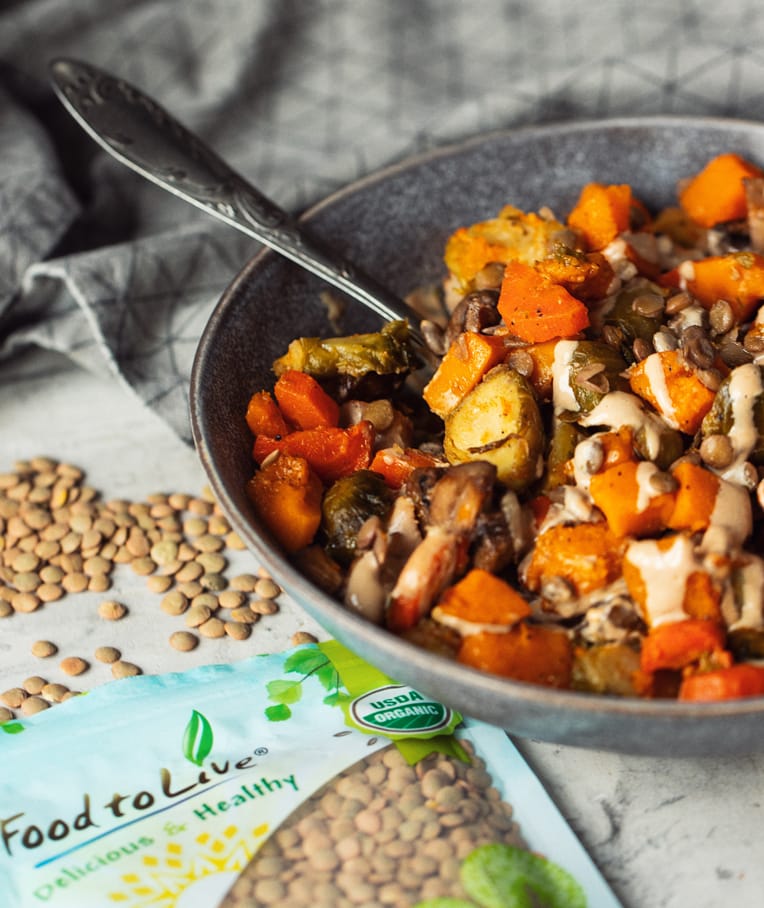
[253,421,373,484]
[274,369,340,430]
[458,623,572,688]
[246,454,323,553]
[640,618,727,673]
[370,445,442,490]
[497,261,590,343]
[682,252,764,323]
[536,249,615,301]
[245,390,290,438]
[522,522,624,596]
[679,152,764,228]
[628,350,717,435]
[679,664,764,701]
[434,568,532,628]
[667,461,720,534]
[423,332,508,419]
[589,461,676,538]
[567,182,634,250]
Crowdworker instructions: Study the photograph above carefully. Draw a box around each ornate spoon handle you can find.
[49,58,424,336]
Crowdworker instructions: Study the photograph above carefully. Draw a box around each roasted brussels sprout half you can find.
[603,283,666,360]
[443,365,544,490]
[274,319,417,381]
[567,341,630,414]
[544,418,583,489]
[321,470,394,566]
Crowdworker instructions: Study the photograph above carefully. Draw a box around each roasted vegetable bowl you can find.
[192,117,764,755]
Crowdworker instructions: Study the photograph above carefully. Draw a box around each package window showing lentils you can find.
[0,641,621,908]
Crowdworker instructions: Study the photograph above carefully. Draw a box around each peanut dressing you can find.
[551,339,580,412]
[641,352,679,429]
[718,362,763,486]
[578,391,663,461]
[624,535,697,626]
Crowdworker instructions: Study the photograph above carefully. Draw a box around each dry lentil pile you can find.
[0,456,312,721]
[222,740,522,908]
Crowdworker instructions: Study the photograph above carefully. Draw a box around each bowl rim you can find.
[191,114,764,725]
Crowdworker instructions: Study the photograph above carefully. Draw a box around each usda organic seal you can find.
[349,684,454,735]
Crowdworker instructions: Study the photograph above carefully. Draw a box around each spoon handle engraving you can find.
[49,58,422,333]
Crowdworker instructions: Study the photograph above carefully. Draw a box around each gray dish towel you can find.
[1,0,763,442]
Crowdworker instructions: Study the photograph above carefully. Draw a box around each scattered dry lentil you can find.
[12,592,41,613]
[291,631,319,646]
[42,683,69,702]
[21,696,49,716]
[218,590,245,610]
[177,580,203,599]
[146,574,173,594]
[191,592,219,611]
[169,631,198,652]
[225,531,245,550]
[31,640,58,659]
[111,661,142,679]
[224,621,252,641]
[183,517,207,536]
[0,457,286,714]
[130,556,156,576]
[98,600,128,621]
[175,561,203,583]
[60,657,89,677]
[194,533,224,553]
[0,706,13,722]
[1,688,27,708]
[23,676,46,695]
[230,573,258,592]
[37,583,63,602]
[185,604,212,628]
[198,616,226,638]
[255,577,281,600]
[161,590,189,616]
[88,574,111,593]
[230,606,259,624]
[251,598,279,616]
[95,646,121,664]
[61,572,88,593]
[200,572,226,592]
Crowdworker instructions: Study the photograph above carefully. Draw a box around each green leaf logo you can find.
[263,645,344,722]
[0,721,25,735]
[182,710,214,766]
[264,703,292,722]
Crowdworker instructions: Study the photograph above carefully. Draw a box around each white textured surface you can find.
[2,352,763,908]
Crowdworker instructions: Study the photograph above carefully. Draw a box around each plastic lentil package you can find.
[0,642,621,907]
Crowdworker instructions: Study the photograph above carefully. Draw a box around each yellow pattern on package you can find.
[0,642,621,908]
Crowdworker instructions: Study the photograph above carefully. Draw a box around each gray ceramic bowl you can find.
[192,116,764,756]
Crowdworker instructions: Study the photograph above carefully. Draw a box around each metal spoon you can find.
[48,57,431,354]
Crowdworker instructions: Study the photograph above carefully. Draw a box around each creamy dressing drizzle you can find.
[677,260,696,289]
[634,460,663,512]
[578,391,663,461]
[625,535,697,626]
[572,436,603,491]
[642,352,679,429]
[702,477,752,549]
[718,363,763,485]
[431,607,514,637]
[729,558,764,631]
[551,339,580,412]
